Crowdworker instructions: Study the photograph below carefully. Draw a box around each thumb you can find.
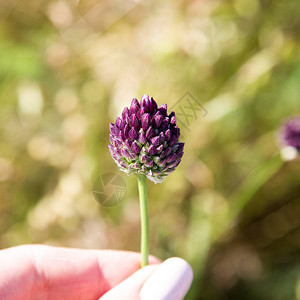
[99,265,159,300]
[140,257,193,300]
[99,257,193,300]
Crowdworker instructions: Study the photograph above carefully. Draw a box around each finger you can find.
[0,244,160,300]
[99,265,159,300]
[140,257,193,300]
[100,257,193,300]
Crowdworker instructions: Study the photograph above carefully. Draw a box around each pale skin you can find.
[0,245,160,300]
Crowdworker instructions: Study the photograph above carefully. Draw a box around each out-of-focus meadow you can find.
[0,0,299,299]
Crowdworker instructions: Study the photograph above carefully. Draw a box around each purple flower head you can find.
[108,95,184,183]
[281,116,300,151]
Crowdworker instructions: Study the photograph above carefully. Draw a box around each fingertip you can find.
[140,257,194,300]
[99,265,159,300]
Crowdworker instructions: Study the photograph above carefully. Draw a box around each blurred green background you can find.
[0,0,299,299]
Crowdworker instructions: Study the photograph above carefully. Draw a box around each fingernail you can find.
[140,257,193,300]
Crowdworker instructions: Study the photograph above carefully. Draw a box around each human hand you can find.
[0,245,193,300]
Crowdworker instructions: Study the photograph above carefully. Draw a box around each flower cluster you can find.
[281,116,300,151]
[108,95,184,183]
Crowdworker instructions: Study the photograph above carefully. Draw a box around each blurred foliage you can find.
[0,0,300,299]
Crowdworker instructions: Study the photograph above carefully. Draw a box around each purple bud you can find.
[131,141,141,154]
[125,139,132,149]
[161,119,169,131]
[141,113,150,131]
[173,127,180,139]
[161,147,172,159]
[157,159,166,168]
[139,106,147,116]
[156,144,163,154]
[130,152,138,160]
[119,120,125,130]
[153,114,163,128]
[167,159,181,169]
[149,97,158,112]
[140,154,150,163]
[145,160,154,168]
[170,115,176,125]
[130,114,140,131]
[159,103,167,116]
[138,132,147,144]
[130,162,140,169]
[153,156,160,164]
[166,153,177,163]
[281,117,300,150]
[148,144,157,155]
[108,145,115,156]
[124,124,130,139]
[169,111,175,119]
[115,117,122,128]
[114,139,122,147]
[129,128,138,140]
[108,95,184,183]
[169,135,178,147]
[165,129,171,141]
[119,161,128,168]
[109,134,114,145]
[141,95,150,112]
[130,98,140,114]
[176,151,184,159]
[164,167,176,175]
[122,148,131,160]
[151,136,160,147]
[177,142,184,152]
[146,127,155,140]
[152,170,164,176]
[140,146,148,155]
[171,144,179,152]
[120,131,126,142]
[159,132,165,143]
[115,148,121,156]
[114,127,121,140]
[122,107,129,120]
[109,123,115,135]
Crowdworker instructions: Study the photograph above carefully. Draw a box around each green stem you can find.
[137,174,149,267]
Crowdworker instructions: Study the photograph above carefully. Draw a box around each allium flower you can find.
[281,116,300,151]
[108,95,184,183]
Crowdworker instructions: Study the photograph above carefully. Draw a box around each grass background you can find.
[0,0,299,299]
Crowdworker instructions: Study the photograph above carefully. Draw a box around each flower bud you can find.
[108,95,184,183]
